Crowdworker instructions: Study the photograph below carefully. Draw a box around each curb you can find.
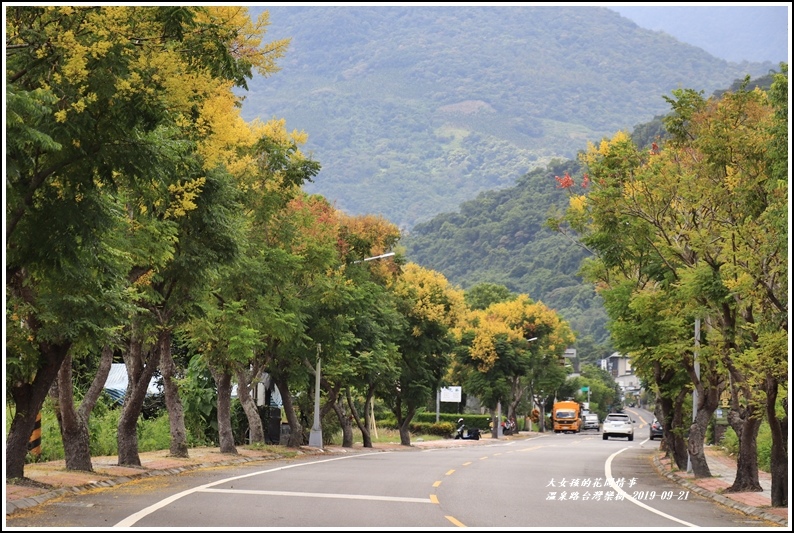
[652,454,787,527]
[5,452,315,516]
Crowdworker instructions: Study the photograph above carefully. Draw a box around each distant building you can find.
[603,352,640,390]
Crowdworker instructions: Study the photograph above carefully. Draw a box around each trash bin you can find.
[266,407,281,444]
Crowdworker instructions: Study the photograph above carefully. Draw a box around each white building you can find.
[603,352,640,390]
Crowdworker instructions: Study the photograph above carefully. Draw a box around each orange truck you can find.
[552,400,582,433]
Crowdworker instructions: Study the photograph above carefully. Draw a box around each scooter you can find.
[454,418,481,440]
[501,419,517,435]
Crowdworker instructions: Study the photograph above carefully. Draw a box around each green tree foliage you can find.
[451,294,575,431]
[464,282,516,310]
[385,264,466,446]
[403,158,611,350]
[5,5,290,477]
[556,66,788,503]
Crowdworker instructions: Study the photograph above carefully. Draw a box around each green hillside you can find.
[401,156,609,347]
[400,72,781,352]
[241,6,776,230]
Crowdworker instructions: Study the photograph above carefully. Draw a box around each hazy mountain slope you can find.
[399,70,781,348]
[241,6,775,230]
[402,156,610,345]
[610,5,790,64]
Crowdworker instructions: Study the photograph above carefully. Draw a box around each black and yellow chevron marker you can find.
[27,411,42,458]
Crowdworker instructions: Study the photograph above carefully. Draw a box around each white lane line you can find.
[114,452,387,527]
[200,487,432,503]
[605,448,698,527]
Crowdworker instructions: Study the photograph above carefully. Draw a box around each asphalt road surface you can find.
[6,429,774,529]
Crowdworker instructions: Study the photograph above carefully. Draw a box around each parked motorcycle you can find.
[501,418,518,435]
[454,418,481,440]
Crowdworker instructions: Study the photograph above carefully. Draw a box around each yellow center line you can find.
[445,469,455,476]
[462,461,472,466]
[479,456,488,460]
[433,480,442,487]
[445,515,466,527]
[430,494,439,504]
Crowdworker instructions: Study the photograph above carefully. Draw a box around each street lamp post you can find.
[351,252,395,264]
[308,252,395,449]
[308,343,323,448]
[523,337,538,433]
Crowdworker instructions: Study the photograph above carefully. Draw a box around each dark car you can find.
[649,418,664,440]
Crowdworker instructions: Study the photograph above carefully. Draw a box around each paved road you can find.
[5,432,785,529]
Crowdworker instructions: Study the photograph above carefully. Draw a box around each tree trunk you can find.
[352,387,375,448]
[236,367,265,444]
[159,330,188,458]
[725,408,762,492]
[687,384,720,478]
[765,376,788,507]
[399,419,412,446]
[347,387,374,447]
[212,367,238,454]
[52,353,93,472]
[508,377,524,422]
[272,374,303,447]
[117,335,159,466]
[53,347,113,472]
[6,341,71,479]
[331,395,354,447]
[397,405,416,446]
[669,389,690,470]
[654,362,689,470]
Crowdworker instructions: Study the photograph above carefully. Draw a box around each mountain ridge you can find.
[240,5,777,230]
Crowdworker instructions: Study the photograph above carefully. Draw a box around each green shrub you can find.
[89,406,121,456]
[408,421,455,437]
[756,422,772,472]
[409,412,491,431]
[137,412,171,452]
[718,426,739,455]
[717,421,772,473]
[367,420,452,438]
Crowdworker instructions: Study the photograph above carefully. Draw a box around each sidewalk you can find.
[5,433,789,527]
[653,445,788,526]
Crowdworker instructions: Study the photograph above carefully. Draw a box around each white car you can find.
[602,413,634,441]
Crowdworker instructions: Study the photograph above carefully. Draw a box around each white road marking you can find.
[200,487,432,503]
[114,452,388,527]
[605,447,698,527]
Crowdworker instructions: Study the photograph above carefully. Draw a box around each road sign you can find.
[440,386,462,402]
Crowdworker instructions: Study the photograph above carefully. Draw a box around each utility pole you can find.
[687,318,700,473]
[308,343,323,448]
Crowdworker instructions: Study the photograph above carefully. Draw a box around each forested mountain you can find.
[401,72,781,354]
[402,156,607,348]
[241,5,777,231]
[611,5,789,64]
